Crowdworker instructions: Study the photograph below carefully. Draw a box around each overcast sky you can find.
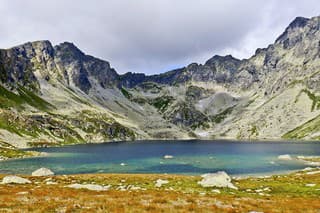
[0,0,319,74]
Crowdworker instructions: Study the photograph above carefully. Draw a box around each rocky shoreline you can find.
[0,148,47,162]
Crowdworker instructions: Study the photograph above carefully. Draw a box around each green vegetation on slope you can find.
[210,107,233,124]
[0,84,55,111]
[283,114,320,139]
[17,87,55,111]
[78,110,135,140]
[149,96,174,113]
[0,63,8,82]
[168,103,210,129]
[300,89,320,111]
[249,125,259,137]
[0,111,42,137]
[0,84,24,109]
[185,85,206,101]
[120,87,132,99]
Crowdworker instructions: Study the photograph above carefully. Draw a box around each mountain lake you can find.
[1,140,319,176]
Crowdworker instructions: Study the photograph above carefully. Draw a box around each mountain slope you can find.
[1,15,320,149]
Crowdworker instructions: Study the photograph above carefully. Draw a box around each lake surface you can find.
[1,140,320,176]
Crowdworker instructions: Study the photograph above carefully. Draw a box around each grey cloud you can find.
[0,0,320,74]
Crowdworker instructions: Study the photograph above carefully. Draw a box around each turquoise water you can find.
[0,140,319,176]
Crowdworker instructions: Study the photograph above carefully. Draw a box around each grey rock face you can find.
[275,17,310,48]
[54,42,120,93]
[166,103,209,129]
[0,40,122,94]
[204,55,241,82]
[0,40,55,91]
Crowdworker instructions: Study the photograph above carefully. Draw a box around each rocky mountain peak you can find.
[54,42,86,61]
[53,41,120,92]
[288,17,310,29]
[203,54,241,83]
[205,54,240,66]
[186,63,200,70]
[275,16,312,48]
[9,40,54,60]
[0,40,57,91]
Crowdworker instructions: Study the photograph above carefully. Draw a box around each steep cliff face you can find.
[1,15,320,149]
[0,41,54,92]
[54,42,121,92]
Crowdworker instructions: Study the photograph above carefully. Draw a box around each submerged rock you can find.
[1,175,31,184]
[32,168,54,176]
[155,179,169,187]
[67,183,111,191]
[278,154,292,160]
[163,155,174,159]
[198,171,238,189]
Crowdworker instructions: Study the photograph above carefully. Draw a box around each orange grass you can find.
[0,172,319,212]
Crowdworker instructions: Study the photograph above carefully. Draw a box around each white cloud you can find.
[0,0,319,74]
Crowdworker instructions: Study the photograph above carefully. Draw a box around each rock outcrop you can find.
[32,168,54,176]
[1,175,31,184]
[155,179,169,187]
[67,183,111,191]
[198,171,238,189]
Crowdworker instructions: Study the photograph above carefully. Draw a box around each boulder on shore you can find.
[67,183,111,191]
[198,171,238,189]
[32,168,54,176]
[155,179,169,187]
[1,175,31,184]
[278,154,292,160]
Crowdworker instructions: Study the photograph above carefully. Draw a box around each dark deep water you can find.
[0,140,319,176]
